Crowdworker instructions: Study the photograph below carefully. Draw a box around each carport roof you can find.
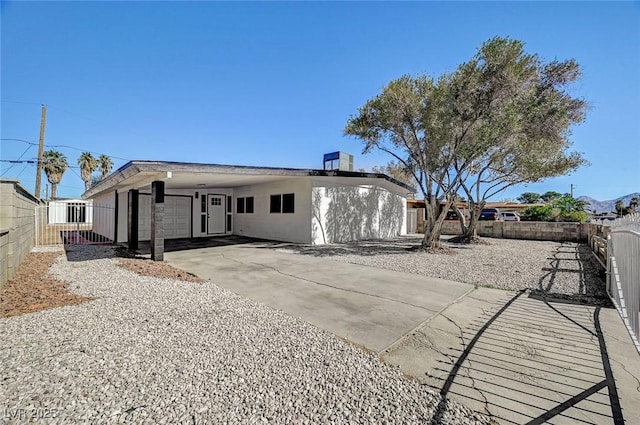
[82,160,416,199]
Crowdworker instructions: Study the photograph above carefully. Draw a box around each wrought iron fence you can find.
[35,202,114,246]
[606,213,640,353]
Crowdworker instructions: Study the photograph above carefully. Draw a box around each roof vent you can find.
[323,151,354,172]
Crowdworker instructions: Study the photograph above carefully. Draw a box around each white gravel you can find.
[0,245,491,424]
[283,236,606,299]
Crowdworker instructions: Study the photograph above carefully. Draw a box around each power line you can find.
[0,159,37,164]
[1,159,86,170]
[0,100,42,106]
[1,144,33,176]
[1,138,130,161]
[16,163,30,178]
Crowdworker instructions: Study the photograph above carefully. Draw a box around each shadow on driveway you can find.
[384,243,638,425]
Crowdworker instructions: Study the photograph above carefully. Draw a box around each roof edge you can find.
[82,160,416,197]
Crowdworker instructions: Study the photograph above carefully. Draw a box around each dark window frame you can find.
[245,196,254,214]
[282,193,295,214]
[237,197,245,214]
[270,194,282,213]
[270,193,295,214]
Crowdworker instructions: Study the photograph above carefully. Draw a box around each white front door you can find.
[207,194,226,234]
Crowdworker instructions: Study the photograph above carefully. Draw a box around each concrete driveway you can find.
[165,240,473,353]
[165,238,640,425]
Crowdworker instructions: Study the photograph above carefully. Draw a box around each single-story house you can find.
[83,157,414,259]
[47,199,93,224]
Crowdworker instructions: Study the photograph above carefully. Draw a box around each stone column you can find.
[151,181,165,261]
[127,189,139,251]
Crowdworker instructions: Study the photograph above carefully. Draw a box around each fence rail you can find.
[606,214,640,353]
[35,203,113,246]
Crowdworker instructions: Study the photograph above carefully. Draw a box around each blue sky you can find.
[2,1,639,201]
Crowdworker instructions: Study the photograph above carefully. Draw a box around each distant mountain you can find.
[578,192,640,213]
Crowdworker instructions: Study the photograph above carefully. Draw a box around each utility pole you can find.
[34,104,47,199]
[570,183,575,198]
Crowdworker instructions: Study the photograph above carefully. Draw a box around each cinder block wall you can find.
[0,180,39,288]
[441,220,589,242]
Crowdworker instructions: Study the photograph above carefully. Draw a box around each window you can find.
[237,196,254,214]
[67,203,87,223]
[270,193,295,214]
[270,195,281,213]
[211,197,221,206]
[227,196,232,213]
[245,197,254,213]
[282,193,294,214]
[237,197,245,214]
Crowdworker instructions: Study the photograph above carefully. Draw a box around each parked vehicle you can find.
[501,212,521,221]
[445,211,460,220]
[479,208,501,221]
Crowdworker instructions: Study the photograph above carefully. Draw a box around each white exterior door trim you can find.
[207,194,226,234]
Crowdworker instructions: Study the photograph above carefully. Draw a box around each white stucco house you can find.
[82,155,414,256]
[47,199,93,224]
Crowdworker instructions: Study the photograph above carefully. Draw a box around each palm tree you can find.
[78,152,98,191]
[629,197,640,214]
[615,200,626,217]
[42,150,68,199]
[99,154,113,178]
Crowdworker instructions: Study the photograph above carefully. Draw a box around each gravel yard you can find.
[0,245,491,425]
[281,236,607,300]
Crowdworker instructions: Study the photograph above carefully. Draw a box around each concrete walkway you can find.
[165,241,640,425]
[382,287,640,425]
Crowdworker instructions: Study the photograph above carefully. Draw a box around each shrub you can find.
[521,205,553,221]
[559,211,588,223]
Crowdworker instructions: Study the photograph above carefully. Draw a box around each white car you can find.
[502,212,521,221]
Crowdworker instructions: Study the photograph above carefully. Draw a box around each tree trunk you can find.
[51,183,57,199]
[452,201,483,243]
[84,180,91,191]
[466,201,483,241]
[421,197,454,250]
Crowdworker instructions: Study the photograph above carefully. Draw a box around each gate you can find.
[606,213,640,353]
[35,202,115,246]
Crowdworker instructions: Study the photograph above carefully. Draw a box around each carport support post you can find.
[151,181,165,261]
[127,189,139,251]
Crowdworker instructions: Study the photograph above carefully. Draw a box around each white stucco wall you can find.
[311,181,407,244]
[91,192,115,240]
[117,191,128,243]
[233,178,312,244]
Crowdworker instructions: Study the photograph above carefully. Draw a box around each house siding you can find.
[92,192,116,241]
[233,179,312,244]
[311,181,407,244]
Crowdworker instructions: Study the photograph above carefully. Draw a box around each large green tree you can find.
[517,192,542,204]
[371,161,414,188]
[346,36,588,248]
[78,152,98,191]
[541,191,563,203]
[451,37,587,241]
[345,75,464,249]
[42,150,68,199]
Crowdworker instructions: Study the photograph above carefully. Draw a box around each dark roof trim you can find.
[84,160,416,198]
